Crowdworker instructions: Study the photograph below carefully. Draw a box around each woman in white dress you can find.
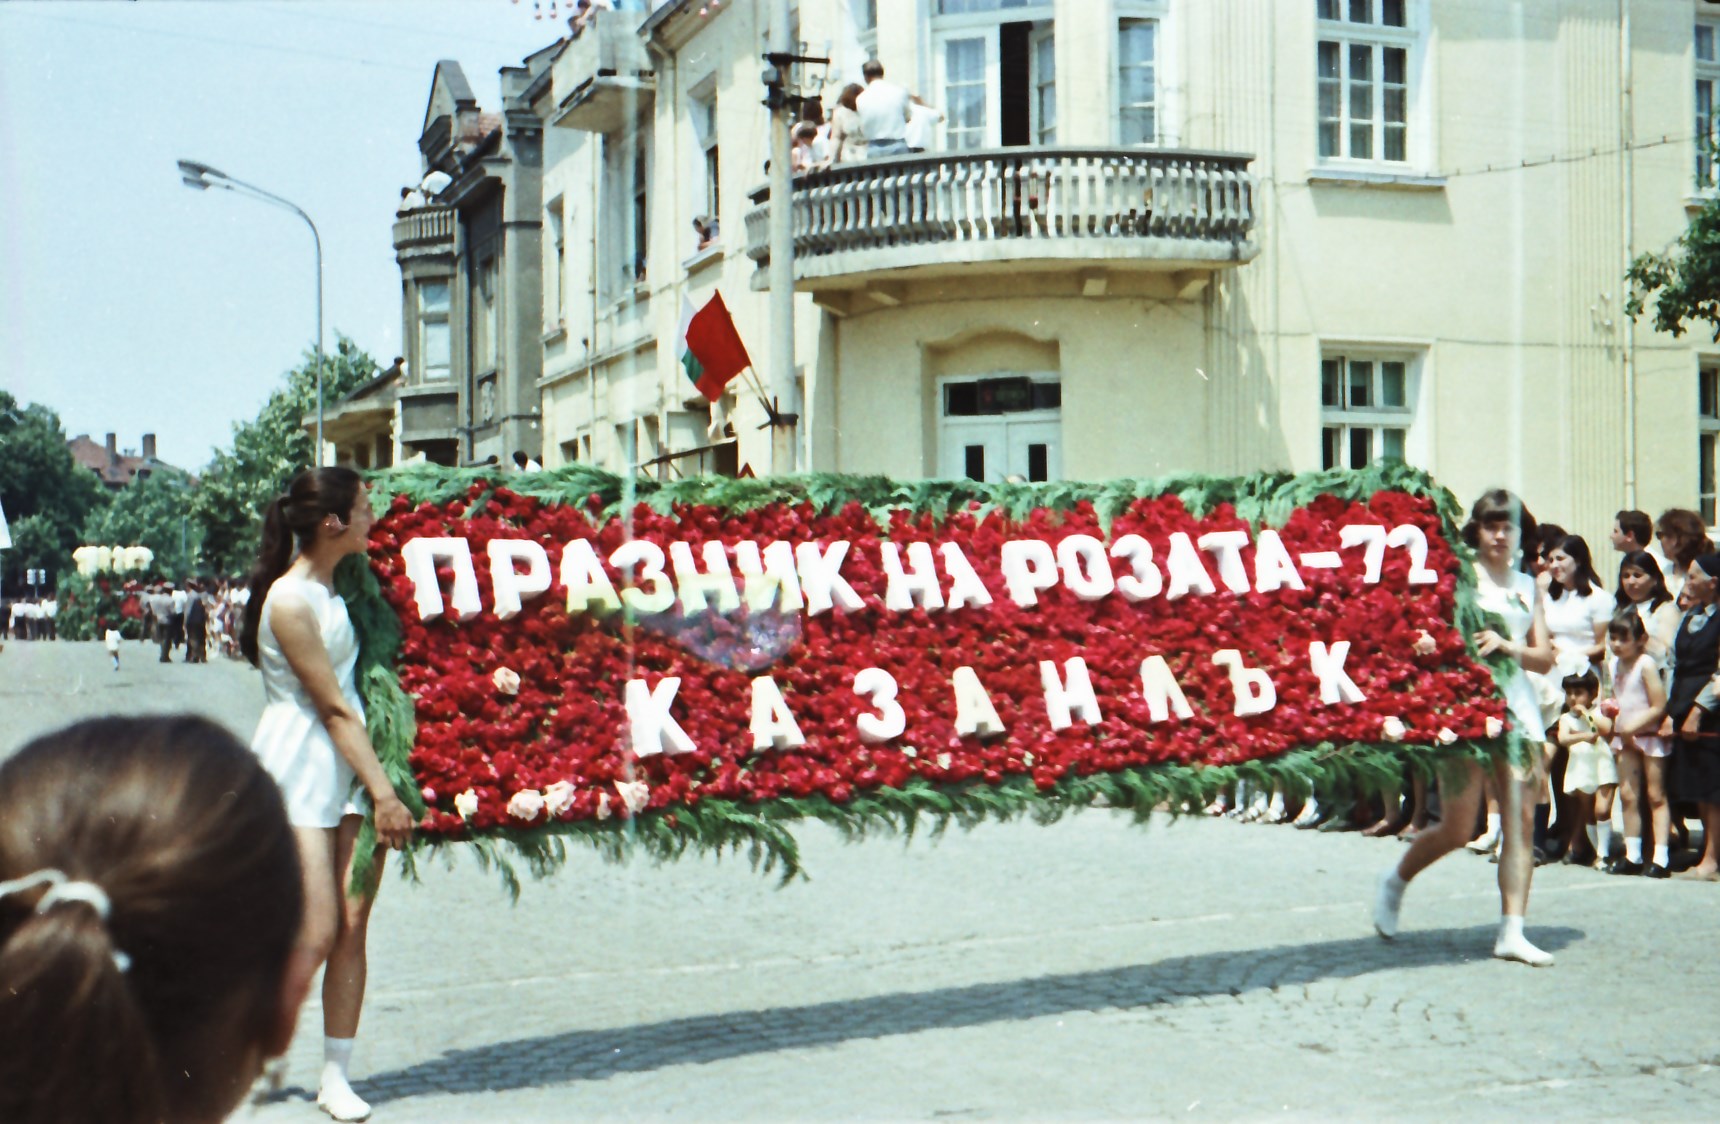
[1374,490,1558,966]
[240,467,412,1122]
[1540,535,1615,860]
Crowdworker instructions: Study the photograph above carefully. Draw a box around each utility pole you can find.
[764,0,801,474]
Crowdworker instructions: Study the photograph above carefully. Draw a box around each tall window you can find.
[1698,22,1720,188]
[1317,0,1412,163]
[631,133,649,283]
[1702,364,1720,524]
[1118,19,1157,145]
[472,256,498,375]
[1320,355,1414,470]
[545,198,565,328]
[1033,29,1056,144]
[943,37,989,150]
[692,95,719,229]
[418,280,450,382]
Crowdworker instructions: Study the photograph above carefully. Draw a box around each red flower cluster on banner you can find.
[367,485,1503,836]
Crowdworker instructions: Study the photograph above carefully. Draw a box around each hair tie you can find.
[0,868,131,972]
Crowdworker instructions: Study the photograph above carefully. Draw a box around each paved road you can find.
[4,641,1719,1121]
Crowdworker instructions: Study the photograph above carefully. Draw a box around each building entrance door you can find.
[936,375,1062,484]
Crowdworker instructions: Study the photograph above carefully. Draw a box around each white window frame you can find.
[545,196,566,331]
[930,2,1055,150]
[1698,19,1720,190]
[687,84,720,237]
[1030,24,1056,145]
[1315,0,1425,171]
[417,279,451,382]
[1318,350,1423,471]
[1113,1,1175,147]
[1701,360,1720,526]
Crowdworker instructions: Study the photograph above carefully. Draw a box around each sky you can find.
[0,0,562,471]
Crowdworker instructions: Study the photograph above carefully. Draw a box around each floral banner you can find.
[343,465,1516,882]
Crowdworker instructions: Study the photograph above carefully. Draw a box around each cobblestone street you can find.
[5,640,1719,1121]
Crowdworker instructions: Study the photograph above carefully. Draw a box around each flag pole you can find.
[739,365,780,424]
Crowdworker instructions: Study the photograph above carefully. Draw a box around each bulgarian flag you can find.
[678,290,753,403]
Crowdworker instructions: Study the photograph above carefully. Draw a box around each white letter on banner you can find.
[487,540,553,620]
[1110,535,1164,601]
[853,667,906,743]
[1252,529,1306,593]
[609,541,677,614]
[1198,530,1252,594]
[669,540,741,614]
[795,541,865,616]
[1163,533,1218,600]
[951,666,1007,738]
[1211,649,1277,716]
[1309,640,1367,705]
[939,543,994,610]
[1040,657,1103,730]
[881,541,946,611]
[1000,539,1060,606]
[624,676,697,757]
[732,540,806,612]
[750,676,807,750]
[1339,524,1388,583]
[1056,535,1116,600]
[1138,656,1195,723]
[401,537,483,621]
[1385,524,1441,584]
[559,539,623,614]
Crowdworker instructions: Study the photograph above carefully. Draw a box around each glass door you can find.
[936,31,1000,150]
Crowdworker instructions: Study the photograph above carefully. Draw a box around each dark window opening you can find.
[964,445,986,481]
[1027,443,1048,482]
[945,377,1058,416]
[1000,22,1032,146]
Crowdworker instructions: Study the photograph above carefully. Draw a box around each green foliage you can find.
[345,462,1519,896]
[1627,195,1720,340]
[53,572,146,642]
[81,469,200,578]
[191,335,377,575]
[0,392,109,590]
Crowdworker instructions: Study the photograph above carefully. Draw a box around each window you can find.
[1118,19,1157,145]
[1702,364,1720,524]
[856,0,877,30]
[471,256,498,374]
[1698,22,1720,188]
[942,36,990,151]
[1032,29,1056,144]
[1320,355,1414,470]
[930,3,1053,148]
[630,131,649,284]
[545,198,565,329]
[418,280,450,382]
[691,94,719,233]
[1316,0,1412,164]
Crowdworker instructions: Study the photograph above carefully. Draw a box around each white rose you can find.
[1381,716,1407,741]
[1485,717,1505,738]
[595,792,612,821]
[492,667,521,695]
[454,788,479,819]
[543,781,576,818]
[1437,728,1459,745]
[133,546,154,571]
[901,746,917,758]
[506,789,545,821]
[615,779,651,815]
[94,546,113,573]
[1022,752,1035,768]
[420,786,438,805]
[936,753,952,769]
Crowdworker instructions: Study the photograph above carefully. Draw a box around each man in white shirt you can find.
[855,60,913,157]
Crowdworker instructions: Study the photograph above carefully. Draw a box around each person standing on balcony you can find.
[856,60,913,157]
[828,83,867,164]
[906,100,945,153]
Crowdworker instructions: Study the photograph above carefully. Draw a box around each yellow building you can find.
[536,0,1719,550]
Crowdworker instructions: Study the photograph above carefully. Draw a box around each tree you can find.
[1627,197,1720,340]
[0,392,109,591]
[82,468,202,579]
[191,335,377,574]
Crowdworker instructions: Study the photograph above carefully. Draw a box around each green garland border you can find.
[336,462,1525,896]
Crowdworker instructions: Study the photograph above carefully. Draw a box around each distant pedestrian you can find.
[104,627,121,672]
[511,450,542,473]
[185,585,209,664]
[169,583,187,652]
[149,587,174,663]
[41,597,56,641]
[829,83,867,164]
[856,60,913,157]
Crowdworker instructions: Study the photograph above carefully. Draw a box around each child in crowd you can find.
[104,626,121,672]
[1601,610,1672,876]
[1555,670,1615,866]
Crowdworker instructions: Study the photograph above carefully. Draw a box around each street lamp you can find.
[177,159,326,466]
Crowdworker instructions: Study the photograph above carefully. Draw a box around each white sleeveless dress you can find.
[1472,563,1547,742]
[252,573,365,827]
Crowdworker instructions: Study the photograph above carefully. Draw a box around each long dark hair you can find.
[1614,550,1671,614]
[1546,534,1604,599]
[1656,508,1712,568]
[1460,489,1538,572]
[240,466,364,666]
[0,716,302,1124]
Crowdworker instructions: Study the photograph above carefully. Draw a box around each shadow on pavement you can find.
[324,924,1582,1106]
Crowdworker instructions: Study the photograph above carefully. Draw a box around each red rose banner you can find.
[340,465,1519,883]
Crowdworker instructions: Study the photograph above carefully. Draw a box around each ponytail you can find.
[239,467,364,667]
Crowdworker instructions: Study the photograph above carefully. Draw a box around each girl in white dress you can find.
[1374,490,1557,966]
[1597,610,1672,877]
[241,467,413,1122]
[1541,536,1613,860]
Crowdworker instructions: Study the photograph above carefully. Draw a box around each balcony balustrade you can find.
[549,8,654,133]
[392,207,455,260]
[745,147,1257,291]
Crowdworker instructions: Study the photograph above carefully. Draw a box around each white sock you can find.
[1494,915,1554,967]
[1653,844,1670,868]
[1625,836,1643,863]
[1595,822,1612,862]
[1468,812,1502,850]
[319,1037,370,1121]
[1585,823,1599,851]
[1373,868,1407,939]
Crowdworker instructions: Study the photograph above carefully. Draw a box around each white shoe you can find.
[317,1082,372,1122]
[1373,869,1404,940]
[1465,831,1500,854]
[1493,929,1555,968]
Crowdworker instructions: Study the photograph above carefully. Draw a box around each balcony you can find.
[549,9,653,133]
[745,148,1258,294]
[392,207,454,262]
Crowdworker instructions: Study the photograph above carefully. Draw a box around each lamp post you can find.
[177,159,326,466]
